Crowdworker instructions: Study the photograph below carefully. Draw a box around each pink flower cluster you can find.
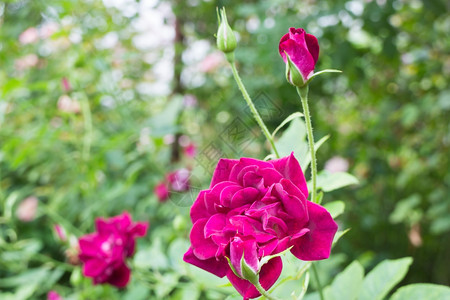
[78,212,148,288]
[154,168,191,202]
[184,154,337,299]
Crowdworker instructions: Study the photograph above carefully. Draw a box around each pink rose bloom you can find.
[154,181,170,202]
[57,95,80,113]
[16,196,38,222]
[167,168,190,192]
[183,142,197,158]
[183,153,337,299]
[78,212,148,288]
[279,28,319,84]
[324,156,349,173]
[19,27,39,45]
[47,290,62,300]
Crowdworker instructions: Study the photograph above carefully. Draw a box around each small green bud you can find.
[240,254,259,284]
[216,8,237,53]
[285,52,306,87]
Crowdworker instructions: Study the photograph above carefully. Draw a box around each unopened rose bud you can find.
[279,28,319,87]
[216,8,237,54]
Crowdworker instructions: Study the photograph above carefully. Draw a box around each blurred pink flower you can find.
[167,168,190,192]
[54,224,67,242]
[39,22,59,39]
[47,290,62,300]
[16,196,38,222]
[19,27,39,45]
[14,54,39,71]
[324,156,349,173]
[154,181,169,202]
[61,77,71,92]
[78,212,148,288]
[183,94,197,108]
[57,95,80,113]
[183,142,197,158]
[199,52,225,73]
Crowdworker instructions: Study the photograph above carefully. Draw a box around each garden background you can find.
[0,0,449,299]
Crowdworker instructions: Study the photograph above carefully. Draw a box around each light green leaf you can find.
[272,112,304,138]
[274,118,309,169]
[325,260,364,300]
[358,257,413,300]
[324,201,345,219]
[314,171,359,192]
[390,283,450,300]
[303,135,330,171]
[332,229,351,246]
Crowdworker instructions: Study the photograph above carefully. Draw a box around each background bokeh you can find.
[1,0,449,298]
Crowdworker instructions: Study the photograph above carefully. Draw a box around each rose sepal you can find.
[306,69,342,83]
[285,52,306,87]
[259,246,293,269]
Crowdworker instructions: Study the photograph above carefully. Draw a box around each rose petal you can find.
[230,237,258,277]
[183,247,228,277]
[226,256,282,299]
[190,190,211,223]
[291,201,338,260]
[191,218,218,259]
[305,33,319,64]
[210,159,239,187]
[270,153,308,200]
[106,262,131,288]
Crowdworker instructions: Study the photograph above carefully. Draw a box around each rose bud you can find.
[216,8,237,54]
[279,28,319,87]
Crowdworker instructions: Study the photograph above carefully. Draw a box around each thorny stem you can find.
[297,86,318,203]
[227,53,280,158]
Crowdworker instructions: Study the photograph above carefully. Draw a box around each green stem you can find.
[297,86,317,203]
[227,54,280,158]
[250,278,280,300]
[311,263,325,300]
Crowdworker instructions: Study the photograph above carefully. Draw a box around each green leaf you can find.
[324,201,345,219]
[303,135,330,171]
[358,257,413,300]
[272,112,304,138]
[274,118,308,169]
[390,283,450,300]
[332,229,351,246]
[314,171,359,192]
[324,260,364,300]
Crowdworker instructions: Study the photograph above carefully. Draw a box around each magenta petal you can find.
[210,159,239,187]
[227,256,282,299]
[183,247,228,277]
[190,190,211,223]
[291,201,338,260]
[230,237,258,277]
[204,213,227,238]
[83,258,107,277]
[230,187,259,208]
[190,218,218,259]
[280,39,315,81]
[129,222,148,238]
[305,33,319,63]
[106,262,131,288]
[270,153,308,200]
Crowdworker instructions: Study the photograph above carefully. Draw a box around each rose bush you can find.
[279,27,319,86]
[184,153,338,299]
[78,212,148,287]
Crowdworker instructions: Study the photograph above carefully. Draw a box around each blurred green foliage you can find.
[0,0,449,298]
